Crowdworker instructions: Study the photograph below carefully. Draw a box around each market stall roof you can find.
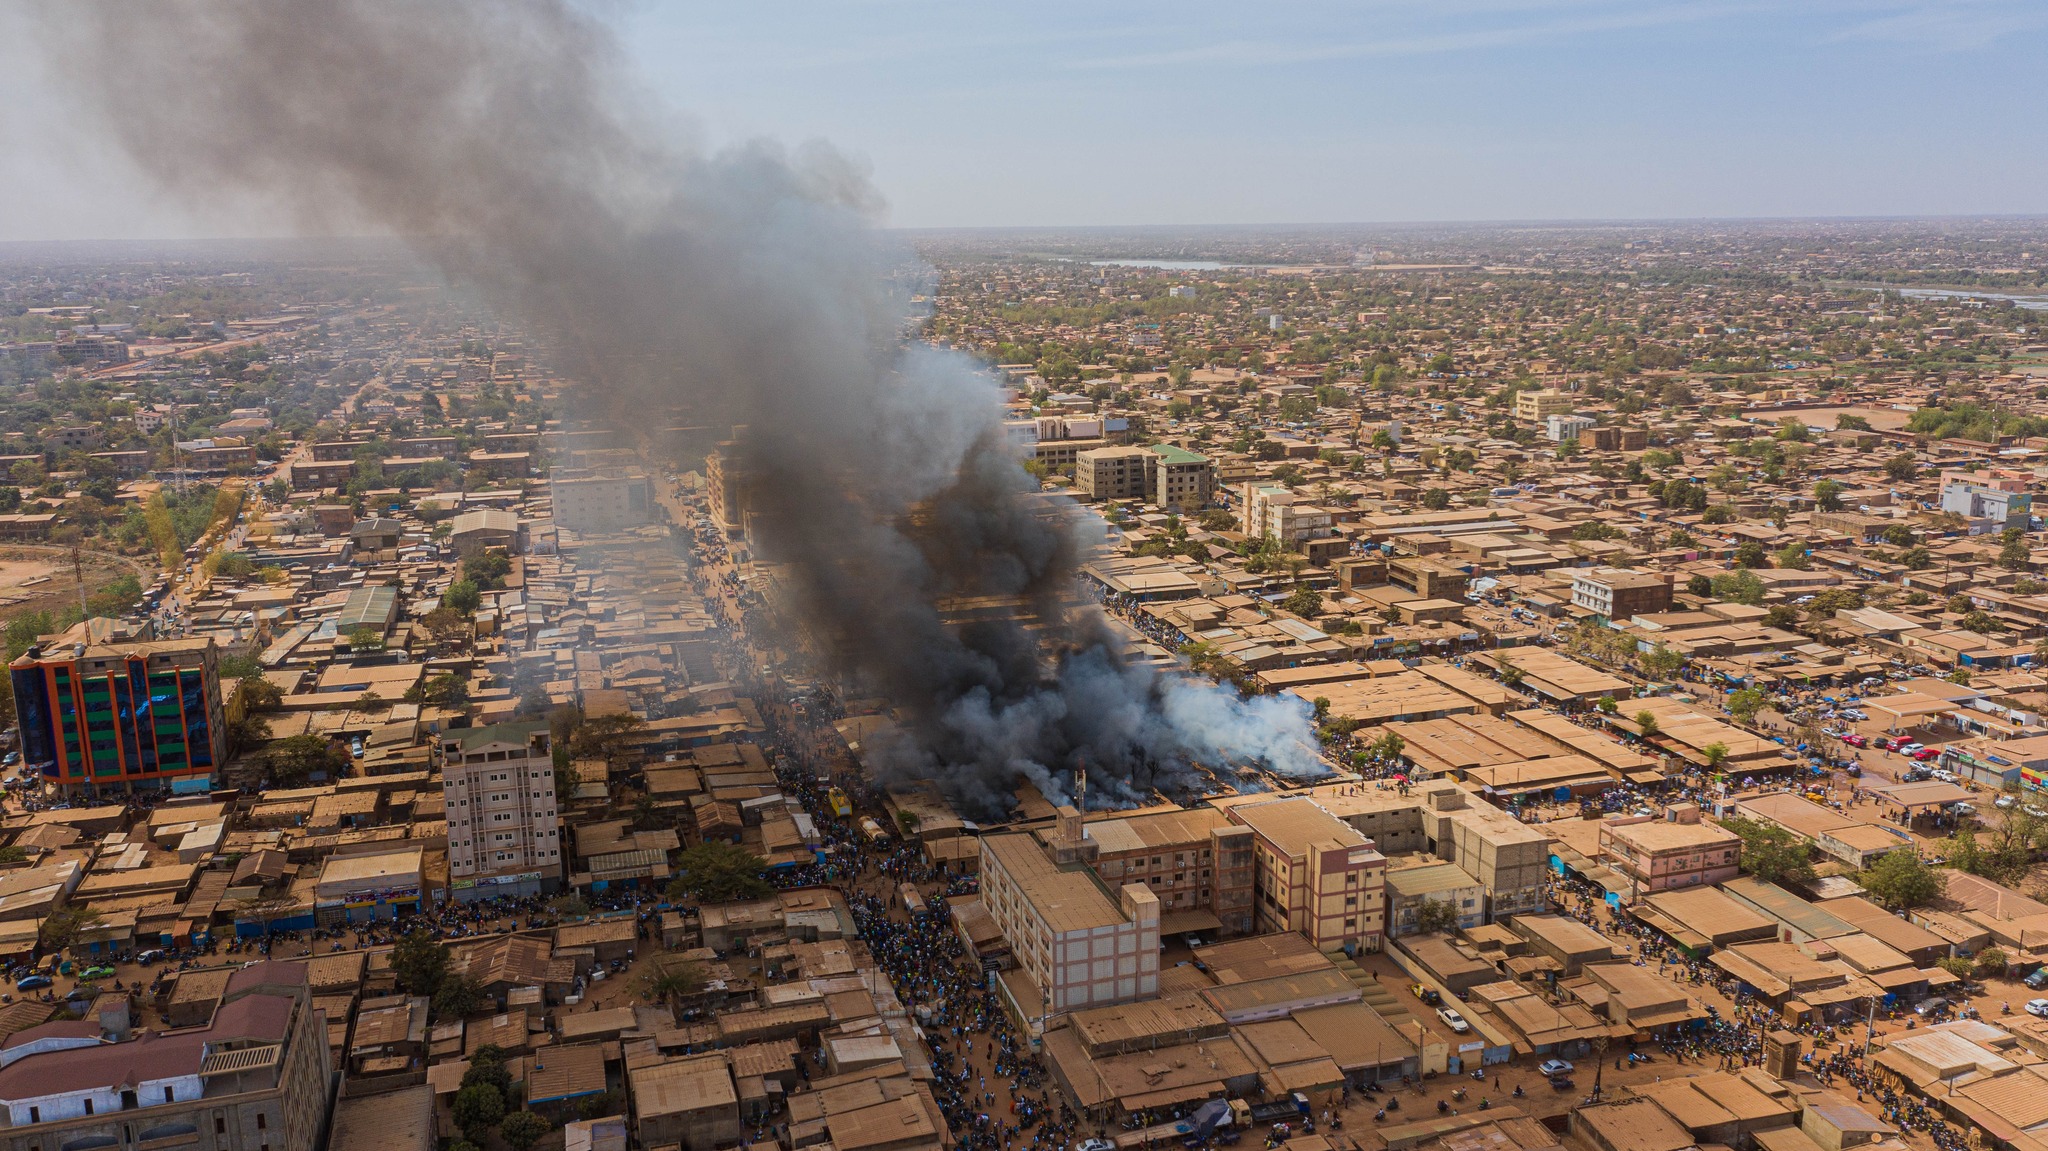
[1860,780,1972,809]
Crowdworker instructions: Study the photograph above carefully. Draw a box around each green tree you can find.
[453,1083,506,1144]
[463,551,513,590]
[392,926,449,997]
[348,625,385,651]
[1813,480,1846,513]
[640,954,708,1018]
[443,578,483,614]
[1702,742,1730,770]
[1411,898,1462,935]
[1722,816,1815,885]
[667,841,774,903]
[2000,531,2031,571]
[1883,453,1919,482]
[1710,570,1767,606]
[1727,687,1768,726]
[1733,540,1768,569]
[1641,644,1685,679]
[38,906,102,952]
[500,1112,552,1151]
[260,733,349,786]
[1774,543,1811,570]
[1420,488,1451,511]
[1282,585,1323,618]
[404,673,471,708]
[1859,850,1942,910]
[1634,711,1661,737]
[432,975,482,1021]
[1596,695,1619,715]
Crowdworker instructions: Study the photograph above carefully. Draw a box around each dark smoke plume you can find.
[33,0,1322,816]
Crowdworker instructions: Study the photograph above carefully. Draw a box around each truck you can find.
[826,787,853,818]
[858,816,891,846]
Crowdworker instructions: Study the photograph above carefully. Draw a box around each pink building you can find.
[1597,806,1741,897]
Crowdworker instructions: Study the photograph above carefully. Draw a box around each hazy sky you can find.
[4,0,2047,238]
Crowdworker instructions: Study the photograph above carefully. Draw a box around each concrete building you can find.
[1940,471,2031,532]
[1570,568,1675,620]
[9,632,226,795]
[705,444,746,535]
[441,722,562,902]
[549,467,653,533]
[0,961,329,1151]
[1227,797,1387,954]
[1241,483,1334,548]
[1514,389,1575,423]
[1598,807,1741,897]
[1074,446,1156,502]
[1384,860,1485,937]
[1545,414,1596,442]
[978,813,1161,1028]
[1146,444,1213,512]
[1057,807,1255,937]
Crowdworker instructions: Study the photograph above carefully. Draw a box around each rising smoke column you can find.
[31,0,1323,816]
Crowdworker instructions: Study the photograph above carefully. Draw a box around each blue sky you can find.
[613,0,2048,227]
[3,1,2046,237]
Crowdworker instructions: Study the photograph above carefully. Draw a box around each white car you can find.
[1077,1141,1118,1151]
[1997,796,2017,809]
[2027,999,2048,1018]
[1901,743,1926,755]
[1438,1007,1471,1034]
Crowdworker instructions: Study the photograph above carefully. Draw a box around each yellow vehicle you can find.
[826,786,852,818]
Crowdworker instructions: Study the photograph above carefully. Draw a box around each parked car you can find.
[1996,795,2017,809]
[1915,997,1949,1017]
[14,976,49,991]
[2024,966,2048,990]
[1538,1059,1575,1076]
[2028,999,2048,1018]
[1840,733,1867,748]
[1438,1007,1471,1034]
[1079,1141,1118,1151]
[1914,749,1942,762]
[78,965,114,981]
[1900,743,1926,755]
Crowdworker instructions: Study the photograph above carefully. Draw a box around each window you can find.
[83,1100,93,1116]
[164,1087,174,1103]
[257,1115,267,1130]
[216,1117,227,1135]
[29,1105,39,1123]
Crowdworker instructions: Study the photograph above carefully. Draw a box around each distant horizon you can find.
[4,211,2048,251]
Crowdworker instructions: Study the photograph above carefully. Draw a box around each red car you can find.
[1910,747,1940,760]
[1880,737,1911,752]
[1840,733,1868,748]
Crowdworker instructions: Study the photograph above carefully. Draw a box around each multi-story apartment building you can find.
[978,814,1160,1030]
[0,960,330,1151]
[1227,796,1387,954]
[705,444,747,535]
[1310,781,1551,921]
[549,467,654,533]
[1054,806,1255,936]
[9,633,225,795]
[1145,444,1213,512]
[1073,446,1155,502]
[1544,414,1596,442]
[1240,483,1333,548]
[1598,806,1741,897]
[1513,389,1575,423]
[1570,568,1674,621]
[442,722,562,902]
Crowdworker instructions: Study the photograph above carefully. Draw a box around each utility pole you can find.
[70,534,87,620]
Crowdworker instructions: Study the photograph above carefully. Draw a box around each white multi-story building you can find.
[979,812,1160,1036]
[442,722,562,902]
